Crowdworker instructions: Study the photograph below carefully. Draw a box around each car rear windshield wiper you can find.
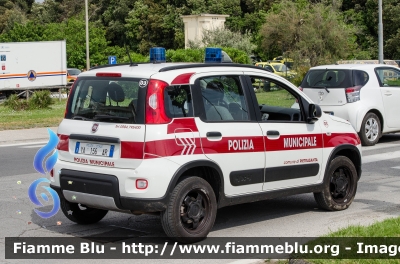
[94,114,129,121]
[72,115,93,121]
[311,86,330,93]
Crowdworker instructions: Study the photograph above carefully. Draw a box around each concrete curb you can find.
[0,127,58,145]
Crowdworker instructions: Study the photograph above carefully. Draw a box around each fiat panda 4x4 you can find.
[51,50,362,243]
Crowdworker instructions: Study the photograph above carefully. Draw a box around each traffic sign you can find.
[108,56,117,65]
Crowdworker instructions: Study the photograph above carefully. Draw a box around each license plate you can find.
[74,142,114,157]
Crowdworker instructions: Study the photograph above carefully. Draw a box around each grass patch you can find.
[0,98,66,130]
[255,89,296,108]
[295,217,400,264]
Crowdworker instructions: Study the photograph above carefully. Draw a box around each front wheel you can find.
[359,112,381,146]
[60,197,108,224]
[314,156,358,211]
[161,177,217,243]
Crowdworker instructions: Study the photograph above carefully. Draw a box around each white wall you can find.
[181,14,229,48]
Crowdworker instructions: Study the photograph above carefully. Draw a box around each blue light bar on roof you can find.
[205,47,222,63]
[150,47,166,63]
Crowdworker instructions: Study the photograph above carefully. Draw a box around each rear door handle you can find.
[267,130,280,136]
[206,132,222,138]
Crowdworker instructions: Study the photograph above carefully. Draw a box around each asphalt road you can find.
[1,134,400,263]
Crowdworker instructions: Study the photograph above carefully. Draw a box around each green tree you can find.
[0,21,44,42]
[260,0,357,66]
[90,0,137,47]
[188,27,256,55]
[125,0,184,54]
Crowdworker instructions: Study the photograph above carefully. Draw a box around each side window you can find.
[375,68,400,87]
[264,65,273,72]
[164,85,194,118]
[251,76,303,122]
[199,75,249,121]
[352,70,368,87]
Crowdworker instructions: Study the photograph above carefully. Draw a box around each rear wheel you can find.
[60,197,108,224]
[314,156,358,211]
[359,112,381,146]
[161,177,217,243]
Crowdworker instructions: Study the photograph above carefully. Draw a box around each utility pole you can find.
[378,0,383,64]
[85,0,90,70]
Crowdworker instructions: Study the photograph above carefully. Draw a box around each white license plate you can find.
[74,142,115,157]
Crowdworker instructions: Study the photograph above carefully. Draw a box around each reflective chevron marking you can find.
[177,137,196,155]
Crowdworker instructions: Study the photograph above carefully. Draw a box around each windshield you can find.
[66,78,142,124]
[273,64,290,72]
[301,69,354,88]
[68,69,81,76]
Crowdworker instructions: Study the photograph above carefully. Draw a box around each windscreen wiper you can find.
[311,86,330,93]
[94,114,129,121]
[72,115,93,121]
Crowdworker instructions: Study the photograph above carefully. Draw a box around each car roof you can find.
[310,64,399,70]
[79,62,275,78]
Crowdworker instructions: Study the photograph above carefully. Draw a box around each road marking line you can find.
[391,166,400,170]
[19,145,45,148]
[0,141,48,148]
[363,151,400,164]
[362,143,400,151]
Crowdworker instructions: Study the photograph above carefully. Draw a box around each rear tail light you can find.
[345,86,361,103]
[57,134,69,151]
[145,79,171,124]
[50,169,54,177]
[136,179,148,189]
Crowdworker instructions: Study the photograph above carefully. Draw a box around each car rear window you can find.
[66,78,143,124]
[301,69,353,88]
[68,69,81,76]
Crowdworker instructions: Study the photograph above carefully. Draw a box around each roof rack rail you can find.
[89,61,161,71]
[159,63,273,73]
[89,63,133,71]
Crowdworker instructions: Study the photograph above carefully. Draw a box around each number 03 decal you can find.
[139,79,148,88]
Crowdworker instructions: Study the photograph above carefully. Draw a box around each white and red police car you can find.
[51,48,362,243]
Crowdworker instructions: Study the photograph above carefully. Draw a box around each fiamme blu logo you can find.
[28,128,60,218]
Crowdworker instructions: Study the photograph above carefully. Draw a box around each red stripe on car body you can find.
[167,118,199,134]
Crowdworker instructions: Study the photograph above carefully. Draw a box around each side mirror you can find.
[307,104,322,124]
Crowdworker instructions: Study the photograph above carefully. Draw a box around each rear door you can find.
[192,72,265,196]
[301,69,351,106]
[375,67,400,128]
[60,76,146,169]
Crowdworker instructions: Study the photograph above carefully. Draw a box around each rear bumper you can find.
[50,169,168,212]
[319,103,361,132]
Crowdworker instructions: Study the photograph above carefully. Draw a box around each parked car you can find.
[67,68,81,85]
[255,62,297,79]
[273,56,294,68]
[300,64,400,146]
[51,48,362,243]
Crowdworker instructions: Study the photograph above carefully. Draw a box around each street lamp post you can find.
[378,0,383,64]
[85,0,90,70]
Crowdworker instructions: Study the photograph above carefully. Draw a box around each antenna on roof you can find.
[125,44,137,66]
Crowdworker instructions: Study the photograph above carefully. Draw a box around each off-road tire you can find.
[60,197,108,224]
[161,177,217,243]
[359,112,381,146]
[314,156,358,211]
